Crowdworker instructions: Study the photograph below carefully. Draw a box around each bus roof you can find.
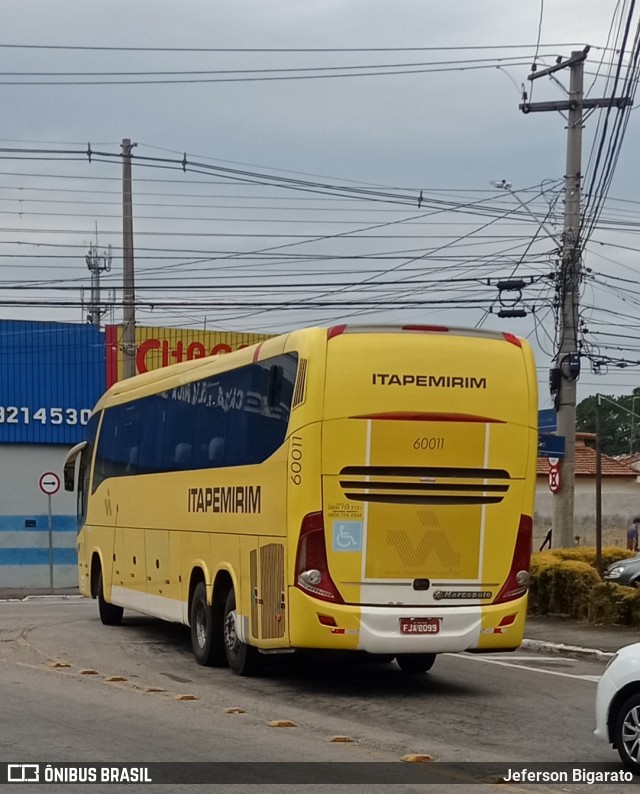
[92,324,527,411]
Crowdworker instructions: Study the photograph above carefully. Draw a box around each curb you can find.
[0,594,84,603]
[522,638,615,659]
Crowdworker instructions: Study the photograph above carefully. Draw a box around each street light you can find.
[491,180,562,248]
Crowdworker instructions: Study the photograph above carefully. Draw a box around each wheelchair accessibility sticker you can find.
[333,521,363,551]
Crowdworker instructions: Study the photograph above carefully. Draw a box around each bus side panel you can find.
[145,528,170,600]
[286,421,363,650]
[83,478,118,602]
[476,425,538,649]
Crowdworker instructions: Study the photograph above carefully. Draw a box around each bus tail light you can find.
[295,512,344,604]
[493,514,532,604]
[502,332,523,347]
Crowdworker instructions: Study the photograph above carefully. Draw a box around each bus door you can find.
[94,402,148,595]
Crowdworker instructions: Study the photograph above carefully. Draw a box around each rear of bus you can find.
[289,325,537,658]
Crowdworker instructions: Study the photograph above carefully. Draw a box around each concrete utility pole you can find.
[551,52,584,549]
[521,47,631,548]
[122,138,137,379]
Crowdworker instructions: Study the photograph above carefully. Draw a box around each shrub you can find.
[528,557,599,619]
[528,553,557,615]
[541,546,635,570]
[530,546,640,625]
[588,582,640,627]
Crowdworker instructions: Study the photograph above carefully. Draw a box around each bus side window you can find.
[126,446,139,474]
[173,443,192,469]
[208,437,225,465]
[267,365,283,408]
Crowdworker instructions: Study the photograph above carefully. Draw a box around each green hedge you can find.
[529,557,600,619]
[538,546,634,569]
[528,546,639,625]
[588,583,640,628]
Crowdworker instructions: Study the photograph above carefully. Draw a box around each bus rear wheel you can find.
[190,581,225,666]
[97,570,123,626]
[395,653,436,674]
[223,589,262,676]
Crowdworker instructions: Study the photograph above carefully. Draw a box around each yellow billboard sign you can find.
[105,325,272,386]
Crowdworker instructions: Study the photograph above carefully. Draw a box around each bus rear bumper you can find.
[357,605,483,654]
[288,588,527,654]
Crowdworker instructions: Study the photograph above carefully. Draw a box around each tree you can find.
[576,388,640,456]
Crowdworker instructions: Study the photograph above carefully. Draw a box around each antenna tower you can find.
[85,230,112,327]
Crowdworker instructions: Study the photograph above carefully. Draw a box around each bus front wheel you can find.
[395,653,436,674]
[223,589,262,676]
[97,570,123,626]
[190,582,225,666]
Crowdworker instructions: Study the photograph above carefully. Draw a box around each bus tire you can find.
[190,581,225,666]
[97,570,123,626]
[395,653,436,674]
[223,588,262,676]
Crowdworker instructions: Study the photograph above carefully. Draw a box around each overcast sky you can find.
[1,0,639,407]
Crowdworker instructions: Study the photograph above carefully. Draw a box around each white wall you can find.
[0,444,76,515]
[0,444,78,588]
[534,476,640,544]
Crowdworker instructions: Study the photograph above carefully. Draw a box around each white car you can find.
[595,643,640,774]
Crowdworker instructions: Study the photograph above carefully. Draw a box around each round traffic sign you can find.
[548,461,561,494]
[39,471,61,495]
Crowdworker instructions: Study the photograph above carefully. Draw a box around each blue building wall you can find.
[0,320,105,445]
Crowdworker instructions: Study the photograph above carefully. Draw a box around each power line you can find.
[0,42,584,53]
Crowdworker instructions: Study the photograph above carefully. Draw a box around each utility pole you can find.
[595,395,602,575]
[520,48,631,548]
[122,138,137,379]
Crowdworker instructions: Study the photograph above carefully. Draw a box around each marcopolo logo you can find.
[433,590,493,600]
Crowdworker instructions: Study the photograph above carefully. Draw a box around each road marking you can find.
[465,655,577,662]
[448,653,601,682]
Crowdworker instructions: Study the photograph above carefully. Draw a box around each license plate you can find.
[399,617,441,635]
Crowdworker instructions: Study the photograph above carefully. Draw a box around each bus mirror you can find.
[64,460,76,491]
[267,365,283,408]
[63,441,88,491]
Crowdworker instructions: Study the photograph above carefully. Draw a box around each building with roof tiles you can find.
[535,433,640,547]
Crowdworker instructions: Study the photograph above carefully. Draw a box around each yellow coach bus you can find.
[64,324,537,676]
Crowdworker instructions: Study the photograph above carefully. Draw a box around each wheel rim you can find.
[195,602,207,649]
[622,706,640,764]
[224,608,239,656]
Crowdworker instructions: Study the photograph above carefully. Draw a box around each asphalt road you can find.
[0,597,628,792]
